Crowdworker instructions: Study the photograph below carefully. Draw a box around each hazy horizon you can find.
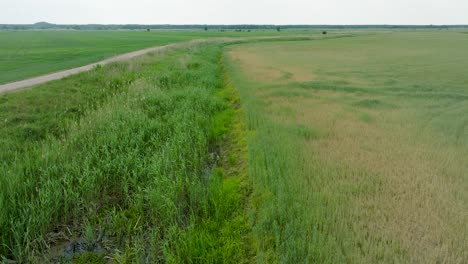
[2,0,468,25]
[3,22,468,26]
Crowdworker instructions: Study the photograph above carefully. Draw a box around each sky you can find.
[1,0,467,25]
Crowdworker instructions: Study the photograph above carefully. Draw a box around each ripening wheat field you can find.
[226,31,468,263]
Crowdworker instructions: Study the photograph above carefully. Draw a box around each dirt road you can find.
[0,36,321,94]
[0,42,185,94]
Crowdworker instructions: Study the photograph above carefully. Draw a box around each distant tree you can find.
[204,26,208,31]
[276,26,281,32]
[147,28,150,32]
[322,31,327,35]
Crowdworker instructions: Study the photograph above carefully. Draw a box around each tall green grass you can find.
[0,44,250,262]
[0,62,137,163]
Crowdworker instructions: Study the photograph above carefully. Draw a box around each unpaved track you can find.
[0,36,321,94]
[0,42,183,94]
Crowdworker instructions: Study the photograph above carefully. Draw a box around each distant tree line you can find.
[0,22,466,30]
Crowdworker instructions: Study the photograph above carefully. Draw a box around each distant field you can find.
[226,31,468,262]
[0,29,312,84]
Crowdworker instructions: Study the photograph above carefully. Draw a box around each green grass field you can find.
[0,30,312,84]
[0,41,256,262]
[0,31,467,263]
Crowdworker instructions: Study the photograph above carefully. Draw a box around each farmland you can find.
[0,30,311,84]
[0,40,256,262]
[226,31,468,262]
[0,30,467,263]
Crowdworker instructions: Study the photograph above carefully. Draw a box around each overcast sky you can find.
[1,0,467,25]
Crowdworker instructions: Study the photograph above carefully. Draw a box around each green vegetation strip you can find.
[0,43,251,262]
